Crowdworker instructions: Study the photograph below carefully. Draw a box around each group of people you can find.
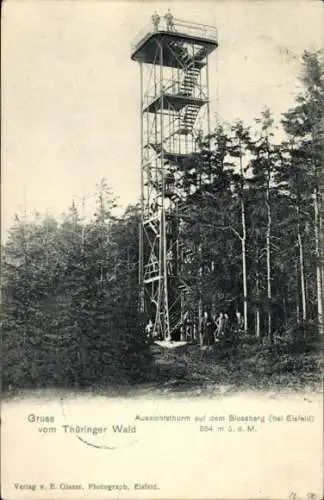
[201,311,242,346]
[184,311,233,345]
[151,9,175,32]
[145,309,244,345]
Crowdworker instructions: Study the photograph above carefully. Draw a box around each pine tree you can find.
[282,50,324,336]
[248,109,280,342]
[227,121,251,334]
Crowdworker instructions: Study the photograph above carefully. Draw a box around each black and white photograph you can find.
[1,1,323,499]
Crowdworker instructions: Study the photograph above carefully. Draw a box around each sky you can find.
[2,0,323,237]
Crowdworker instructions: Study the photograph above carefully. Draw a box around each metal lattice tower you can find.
[131,14,218,340]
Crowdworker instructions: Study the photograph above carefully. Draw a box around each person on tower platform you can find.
[151,11,160,31]
[164,9,175,31]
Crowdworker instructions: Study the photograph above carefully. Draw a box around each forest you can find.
[1,50,323,394]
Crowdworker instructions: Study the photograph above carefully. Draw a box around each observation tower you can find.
[131,12,218,340]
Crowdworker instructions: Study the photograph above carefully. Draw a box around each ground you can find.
[144,340,323,397]
[2,336,322,400]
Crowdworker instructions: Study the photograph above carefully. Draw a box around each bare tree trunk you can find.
[283,296,288,330]
[264,128,274,342]
[239,152,248,335]
[320,188,324,311]
[265,186,272,342]
[314,188,323,335]
[255,246,261,338]
[296,206,307,322]
[198,239,203,345]
[241,199,248,334]
[295,261,300,325]
[321,212,324,319]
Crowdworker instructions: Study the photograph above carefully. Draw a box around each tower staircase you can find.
[178,67,200,97]
[181,103,200,133]
[168,40,207,68]
[169,308,182,335]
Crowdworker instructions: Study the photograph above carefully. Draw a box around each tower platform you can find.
[143,94,207,113]
[131,18,218,67]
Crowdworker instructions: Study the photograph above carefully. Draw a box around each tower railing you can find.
[131,17,218,56]
[172,18,218,41]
